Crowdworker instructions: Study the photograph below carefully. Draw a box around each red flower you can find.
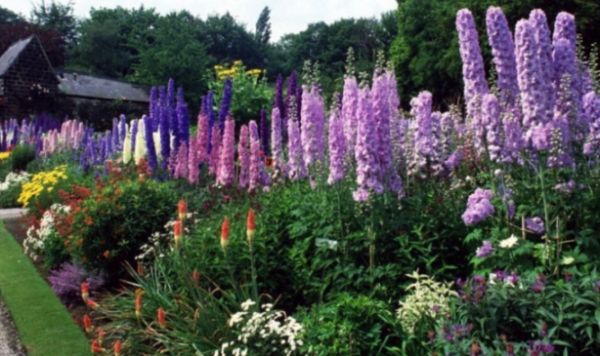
[157,307,166,328]
[137,262,144,276]
[114,340,122,356]
[174,219,183,249]
[192,269,200,285]
[178,199,187,221]
[91,340,104,354]
[135,294,142,319]
[220,217,230,251]
[81,281,89,302]
[87,298,99,309]
[97,328,104,345]
[246,209,256,244]
[83,314,93,333]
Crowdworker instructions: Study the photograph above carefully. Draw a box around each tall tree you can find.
[0,6,24,24]
[255,6,271,46]
[30,0,77,46]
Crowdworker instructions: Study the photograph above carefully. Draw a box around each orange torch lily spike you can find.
[192,269,199,285]
[157,307,166,328]
[174,219,183,249]
[220,217,230,251]
[91,340,104,354]
[81,281,89,303]
[246,209,256,245]
[178,199,187,221]
[114,340,122,356]
[137,262,144,276]
[97,328,105,346]
[87,298,99,309]
[135,294,142,319]
[83,314,93,333]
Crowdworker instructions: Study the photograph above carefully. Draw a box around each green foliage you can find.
[0,180,22,208]
[10,144,36,171]
[298,293,401,356]
[430,270,600,355]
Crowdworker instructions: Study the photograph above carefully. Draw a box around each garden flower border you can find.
[0,219,89,356]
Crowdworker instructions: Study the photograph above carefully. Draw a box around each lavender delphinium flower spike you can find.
[187,138,199,184]
[218,77,233,132]
[270,107,284,174]
[174,143,188,179]
[287,100,305,181]
[206,91,215,153]
[327,98,346,185]
[486,7,519,106]
[238,125,250,188]
[249,120,262,192]
[482,93,504,162]
[217,117,236,187]
[530,10,555,123]
[260,109,269,156]
[553,12,577,48]
[353,85,382,202]
[342,75,359,152]
[476,241,495,258]
[583,92,600,157]
[456,9,489,107]
[409,91,433,177]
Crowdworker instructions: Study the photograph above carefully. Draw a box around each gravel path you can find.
[0,299,25,356]
[0,209,26,220]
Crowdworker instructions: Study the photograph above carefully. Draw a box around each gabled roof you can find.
[56,70,150,103]
[0,36,34,76]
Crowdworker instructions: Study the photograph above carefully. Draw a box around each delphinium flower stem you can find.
[538,159,552,270]
[249,244,259,304]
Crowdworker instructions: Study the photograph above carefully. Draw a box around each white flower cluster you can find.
[0,171,30,191]
[396,270,458,334]
[213,299,304,356]
[23,204,70,261]
[135,213,197,261]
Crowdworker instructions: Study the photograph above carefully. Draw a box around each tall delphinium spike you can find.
[286,98,305,181]
[249,120,262,192]
[353,82,382,202]
[515,19,549,150]
[134,118,147,165]
[482,93,504,162]
[530,10,555,123]
[206,91,216,153]
[149,87,158,131]
[196,113,209,164]
[188,138,199,184]
[553,12,577,48]
[238,125,250,188]
[327,95,346,185]
[275,75,285,122]
[217,117,236,187]
[218,77,233,132]
[174,143,188,179]
[119,115,127,147]
[408,91,433,178]
[583,92,600,161]
[342,47,359,153]
[143,115,158,172]
[159,87,170,170]
[486,7,519,106]
[177,87,190,146]
[300,84,317,169]
[270,107,285,178]
[260,109,269,156]
[208,126,221,176]
[456,9,490,111]
[285,71,298,137]
[554,37,585,143]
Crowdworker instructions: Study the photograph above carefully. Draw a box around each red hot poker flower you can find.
[81,281,89,302]
[246,209,256,245]
[220,217,230,251]
[157,307,166,328]
[135,294,142,319]
[83,314,93,333]
[114,340,122,356]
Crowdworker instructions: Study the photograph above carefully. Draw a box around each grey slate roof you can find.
[56,70,150,103]
[0,36,33,76]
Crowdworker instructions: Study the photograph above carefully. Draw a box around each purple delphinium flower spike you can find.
[583,92,600,157]
[476,240,494,258]
[217,117,236,187]
[159,102,171,170]
[238,125,250,188]
[530,10,556,123]
[456,9,489,107]
[327,98,346,185]
[482,94,504,162]
[270,107,286,176]
[174,143,188,179]
[143,115,158,172]
[341,75,359,153]
[275,75,285,120]
[353,85,382,202]
[249,120,262,192]
[486,7,519,106]
[287,100,306,181]
[177,87,190,146]
[260,109,269,156]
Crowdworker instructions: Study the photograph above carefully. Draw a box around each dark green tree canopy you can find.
[30,0,77,45]
[255,6,271,46]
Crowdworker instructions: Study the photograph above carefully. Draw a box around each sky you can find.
[4,0,397,41]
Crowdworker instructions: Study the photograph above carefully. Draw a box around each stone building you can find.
[0,35,149,127]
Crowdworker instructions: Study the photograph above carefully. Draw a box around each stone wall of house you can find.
[0,39,59,121]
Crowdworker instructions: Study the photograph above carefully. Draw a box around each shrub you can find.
[0,171,30,208]
[10,144,36,172]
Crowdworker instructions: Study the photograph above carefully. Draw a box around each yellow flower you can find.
[0,152,10,161]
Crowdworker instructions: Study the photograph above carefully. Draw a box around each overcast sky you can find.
[4,0,397,41]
